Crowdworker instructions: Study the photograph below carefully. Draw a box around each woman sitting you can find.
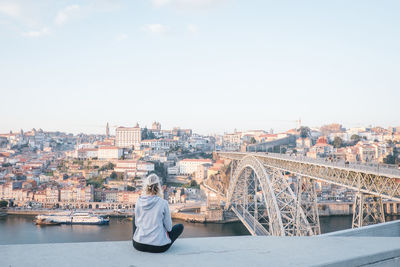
[133,174,184,253]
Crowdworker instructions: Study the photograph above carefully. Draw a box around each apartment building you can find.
[116,125,141,149]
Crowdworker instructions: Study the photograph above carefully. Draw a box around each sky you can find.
[0,0,399,135]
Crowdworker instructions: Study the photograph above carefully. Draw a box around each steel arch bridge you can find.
[213,152,400,236]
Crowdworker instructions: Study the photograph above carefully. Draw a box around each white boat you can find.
[36,212,109,225]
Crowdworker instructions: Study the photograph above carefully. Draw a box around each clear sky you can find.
[1,0,399,135]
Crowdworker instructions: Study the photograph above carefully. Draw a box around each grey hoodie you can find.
[133,195,172,246]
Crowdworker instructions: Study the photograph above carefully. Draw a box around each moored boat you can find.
[35,218,61,226]
[35,212,109,225]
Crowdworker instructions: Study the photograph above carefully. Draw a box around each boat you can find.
[35,212,110,225]
[35,218,61,226]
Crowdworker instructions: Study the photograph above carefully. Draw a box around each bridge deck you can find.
[2,235,400,266]
[220,152,400,178]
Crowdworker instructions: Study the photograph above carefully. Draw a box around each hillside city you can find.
[1,122,400,214]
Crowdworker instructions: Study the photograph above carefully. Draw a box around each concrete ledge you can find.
[323,220,400,237]
[2,236,400,267]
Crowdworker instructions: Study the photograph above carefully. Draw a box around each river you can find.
[0,215,398,245]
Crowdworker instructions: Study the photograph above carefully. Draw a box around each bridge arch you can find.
[226,155,312,236]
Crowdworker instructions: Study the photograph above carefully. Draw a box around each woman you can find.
[133,174,184,253]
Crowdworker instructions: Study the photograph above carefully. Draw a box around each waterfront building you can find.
[104,190,118,202]
[115,124,141,149]
[46,187,60,203]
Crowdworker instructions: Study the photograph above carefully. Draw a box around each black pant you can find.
[133,224,184,253]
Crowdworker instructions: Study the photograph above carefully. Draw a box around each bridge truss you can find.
[217,152,400,236]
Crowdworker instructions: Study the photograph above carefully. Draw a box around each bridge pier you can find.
[352,193,385,228]
[296,177,320,235]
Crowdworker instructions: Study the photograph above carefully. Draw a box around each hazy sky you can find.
[1,0,399,135]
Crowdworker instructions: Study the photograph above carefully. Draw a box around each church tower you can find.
[106,122,110,138]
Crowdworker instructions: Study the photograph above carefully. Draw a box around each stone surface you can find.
[2,235,400,267]
[323,220,400,237]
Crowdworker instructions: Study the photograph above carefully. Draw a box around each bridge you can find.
[210,152,400,236]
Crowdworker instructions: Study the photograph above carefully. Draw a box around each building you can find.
[152,122,161,131]
[178,159,212,175]
[223,132,241,151]
[116,124,141,149]
[104,190,119,202]
[194,163,212,184]
[76,148,98,159]
[141,139,177,150]
[46,187,59,203]
[307,136,334,158]
[114,160,137,176]
[98,146,123,160]
[296,137,312,149]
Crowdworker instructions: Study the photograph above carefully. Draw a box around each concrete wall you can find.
[322,220,400,237]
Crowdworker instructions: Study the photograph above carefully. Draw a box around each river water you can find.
[0,215,398,245]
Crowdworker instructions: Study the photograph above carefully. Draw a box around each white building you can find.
[141,139,177,150]
[104,190,118,202]
[114,160,137,176]
[116,124,141,149]
[137,161,155,172]
[178,159,212,175]
[98,146,123,160]
[76,148,98,159]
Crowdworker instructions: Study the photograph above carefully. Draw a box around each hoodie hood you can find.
[137,195,160,210]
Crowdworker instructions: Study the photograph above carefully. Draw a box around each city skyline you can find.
[1,0,399,134]
[3,120,400,136]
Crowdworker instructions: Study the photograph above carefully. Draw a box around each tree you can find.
[350,134,360,144]
[0,200,8,208]
[141,127,149,140]
[110,171,117,179]
[333,137,343,148]
[299,126,311,139]
[99,162,115,171]
[383,155,396,165]
[141,128,156,140]
[249,137,256,144]
[87,177,103,188]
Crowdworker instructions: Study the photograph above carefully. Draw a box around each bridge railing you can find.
[264,152,400,177]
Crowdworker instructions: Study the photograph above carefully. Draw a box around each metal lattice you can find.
[352,193,385,228]
[226,155,313,236]
[217,152,400,235]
